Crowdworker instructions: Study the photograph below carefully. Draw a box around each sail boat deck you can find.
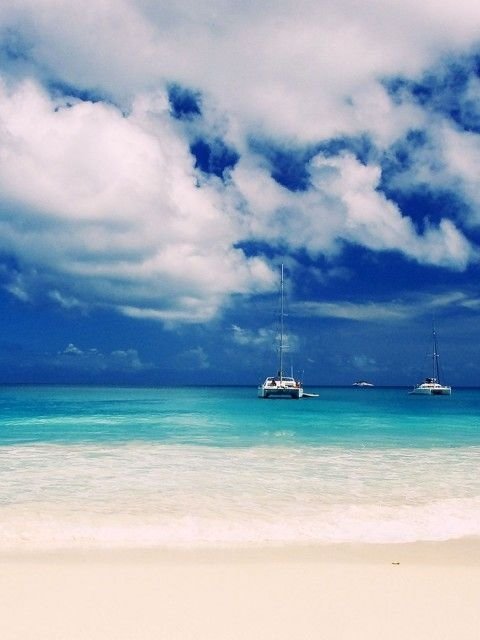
[258,265,305,399]
[409,326,451,395]
[258,375,303,399]
[409,378,451,395]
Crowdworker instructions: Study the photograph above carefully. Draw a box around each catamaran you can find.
[258,265,304,399]
[409,326,451,396]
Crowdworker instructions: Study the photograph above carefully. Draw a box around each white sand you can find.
[1,541,479,640]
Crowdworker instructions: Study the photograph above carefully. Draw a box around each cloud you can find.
[232,323,300,355]
[387,118,480,226]
[294,289,477,322]
[63,343,83,356]
[352,354,378,371]
[3,1,480,139]
[0,1,479,328]
[0,78,274,321]
[428,125,480,226]
[175,346,210,370]
[232,152,474,269]
[55,343,154,372]
[231,324,275,348]
[295,300,410,322]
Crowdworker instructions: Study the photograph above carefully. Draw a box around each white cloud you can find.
[62,343,83,356]
[0,1,479,326]
[294,289,476,322]
[48,290,85,310]
[388,118,480,228]
[232,152,474,269]
[295,300,410,322]
[2,0,480,145]
[0,79,274,321]
[438,127,480,225]
[232,323,300,355]
[352,354,378,371]
[232,324,276,348]
[175,346,210,370]
[55,343,153,372]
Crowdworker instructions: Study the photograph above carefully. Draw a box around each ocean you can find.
[1,385,479,550]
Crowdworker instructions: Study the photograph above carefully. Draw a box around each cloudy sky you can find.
[1,0,480,386]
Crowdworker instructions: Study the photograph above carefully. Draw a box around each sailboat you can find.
[409,325,452,396]
[258,265,304,399]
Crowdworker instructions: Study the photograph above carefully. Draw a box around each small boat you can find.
[409,377,451,395]
[352,381,374,387]
[258,265,304,399]
[258,374,304,399]
[409,326,451,396]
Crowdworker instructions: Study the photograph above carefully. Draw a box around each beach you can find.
[2,386,480,638]
[1,541,480,640]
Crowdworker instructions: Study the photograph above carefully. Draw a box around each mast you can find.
[279,264,284,381]
[433,325,439,383]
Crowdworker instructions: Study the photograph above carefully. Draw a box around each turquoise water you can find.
[1,385,479,548]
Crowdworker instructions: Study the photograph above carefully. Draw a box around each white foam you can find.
[1,443,480,549]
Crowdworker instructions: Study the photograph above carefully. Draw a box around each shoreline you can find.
[1,540,480,640]
[1,537,480,564]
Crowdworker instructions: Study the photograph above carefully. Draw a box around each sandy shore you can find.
[1,541,479,640]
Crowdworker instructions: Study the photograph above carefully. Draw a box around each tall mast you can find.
[279,264,284,380]
[433,325,439,383]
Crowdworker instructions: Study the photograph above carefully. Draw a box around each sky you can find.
[1,0,480,386]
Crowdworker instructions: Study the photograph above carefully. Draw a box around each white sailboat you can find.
[409,325,451,396]
[258,265,304,399]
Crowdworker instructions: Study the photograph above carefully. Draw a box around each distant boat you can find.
[409,325,451,396]
[352,381,374,387]
[258,265,304,399]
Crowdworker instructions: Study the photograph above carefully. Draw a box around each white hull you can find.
[409,383,451,396]
[410,326,452,396]
[258,381,303,399]
[257,265,308,400]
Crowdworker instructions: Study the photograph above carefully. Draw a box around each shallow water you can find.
[1,385,479,548]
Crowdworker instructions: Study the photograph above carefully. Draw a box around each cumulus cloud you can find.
[352,354,378,371]
[0,78,274,320]
[3,0,480,142]
[425,125,480,226]
[232,324,275,348]
[232,323,300,355]
[388,119,480,227]
[63,343,83,356]
[175,346,210,370]
[0,0,479,327]
[232,152,474,269]
[55,343,153,372]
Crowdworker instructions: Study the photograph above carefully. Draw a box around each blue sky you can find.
[1,0,480,386]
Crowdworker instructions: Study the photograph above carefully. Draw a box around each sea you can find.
[1,385,479,550]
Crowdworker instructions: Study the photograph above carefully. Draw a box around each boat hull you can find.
[410,326,452,396]
[258,385,303,399]
[409,385,451,396]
